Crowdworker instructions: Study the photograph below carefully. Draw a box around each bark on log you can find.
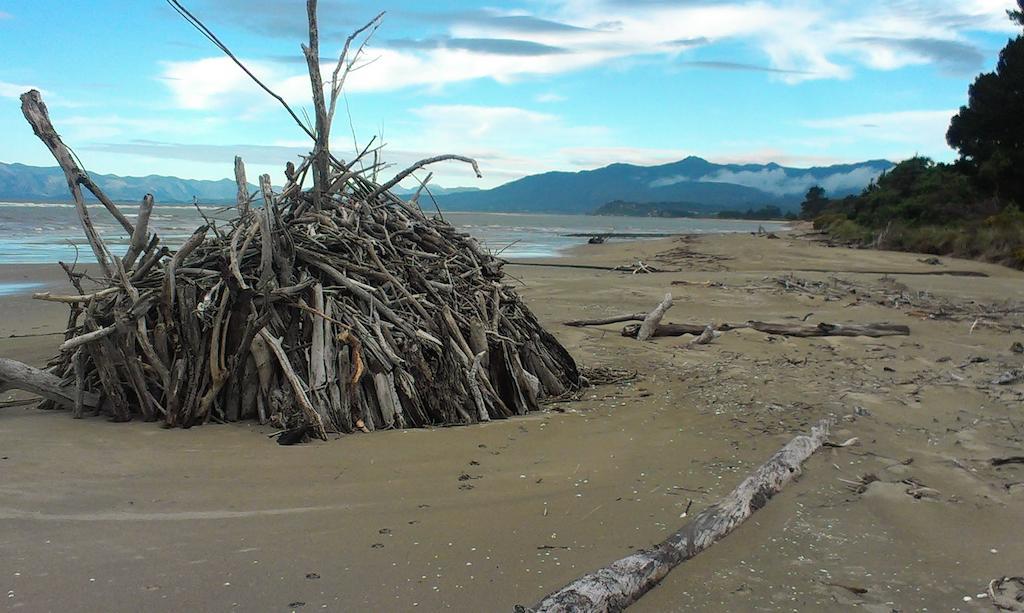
[621,321,909,339]
[636,294,672,342]
[564,314,647,327]
[0,357,100,410]
[747,321,909,338]
[526,418,833,612]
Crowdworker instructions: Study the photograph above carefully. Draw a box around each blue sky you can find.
[0,0,1019,189]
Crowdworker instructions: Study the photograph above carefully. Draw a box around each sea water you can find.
[0,201,786,264]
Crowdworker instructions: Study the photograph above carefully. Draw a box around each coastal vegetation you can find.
[593,200,795,220]
[804,2,1024,268]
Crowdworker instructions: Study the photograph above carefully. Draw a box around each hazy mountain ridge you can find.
[1,157,892,212]
[437,157,894,214]
[0,161,257,204]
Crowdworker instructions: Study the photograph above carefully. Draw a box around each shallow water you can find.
[0,201,786,263]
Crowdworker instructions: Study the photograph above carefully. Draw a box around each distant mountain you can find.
[0,157,893,214]
[0,161,481,204]
[391,185,480,197]
[0,161,252,203]
[437,157,894,214]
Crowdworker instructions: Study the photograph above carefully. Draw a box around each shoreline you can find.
[2,232,1023,611]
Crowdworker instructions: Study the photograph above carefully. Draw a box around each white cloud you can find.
[698,166,887,196]
[0,11,11,20]
[158,1,1015,113]
[535,92,567,103]
[558,146,689,168]
[58,115,223,140]
[0,80,46,99]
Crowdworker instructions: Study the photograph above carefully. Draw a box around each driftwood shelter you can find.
[0,2,580,440]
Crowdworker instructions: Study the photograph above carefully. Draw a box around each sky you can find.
[0,0,1019,190]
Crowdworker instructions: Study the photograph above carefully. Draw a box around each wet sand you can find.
[2,233,1023,611]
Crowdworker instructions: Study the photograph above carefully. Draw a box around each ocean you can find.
[0,201,786,265]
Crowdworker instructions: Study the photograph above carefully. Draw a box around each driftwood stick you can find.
[234,156,250,216]
[123,194,154,269]
[368,155,482,201]
[20,91,113,275]
[637,293,672,342]
[258,329,328,439]
[303,0,330,209]
[0,357,100,410]
[19,90,134,236]
[33,287,121,304]
[528,418,834,612]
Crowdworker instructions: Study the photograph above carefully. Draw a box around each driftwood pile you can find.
[4,2,580,440]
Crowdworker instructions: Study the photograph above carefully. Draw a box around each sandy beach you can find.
[2,231,1023,611]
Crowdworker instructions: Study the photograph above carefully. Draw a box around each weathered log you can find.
[527,418,833,612]
[621,321,909,339]
[621,322,714,338]
[0,357,100,411]
[637,293,672,342]
[748,321,909,338]
[686,324,719,347]
[565,314,647,327]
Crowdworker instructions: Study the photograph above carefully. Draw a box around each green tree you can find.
[800,185,828,219]
[946,0,1024,203]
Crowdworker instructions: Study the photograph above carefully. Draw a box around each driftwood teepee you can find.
[2,2,580,440]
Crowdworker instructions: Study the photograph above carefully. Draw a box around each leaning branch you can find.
[368,155,483,201]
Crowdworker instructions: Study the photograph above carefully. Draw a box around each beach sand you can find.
[2,232,1022,611]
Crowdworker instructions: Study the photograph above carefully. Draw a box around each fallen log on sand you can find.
[0,358,101,414]
[617,321,909,339]
[746,321,910,338]
[523,418,833,612]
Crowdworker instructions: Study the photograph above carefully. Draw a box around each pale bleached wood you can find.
[33,287,121,304]
[234,156,250,216]
[528,418,833,612]
[123,194,154,269]
[636,293,672,342]
[0,357,100,411]
[258,329,327,439]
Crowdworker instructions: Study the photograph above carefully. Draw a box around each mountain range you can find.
[435,157,893,214]
[0,157,892,213]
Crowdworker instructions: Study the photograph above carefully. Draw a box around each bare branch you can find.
[165,0,315,141]
[368,155,483,201]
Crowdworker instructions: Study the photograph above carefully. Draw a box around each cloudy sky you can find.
[0,0,1019,189]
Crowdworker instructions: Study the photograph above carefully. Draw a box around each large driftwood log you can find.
[0,358,100,410]
[526,419,833,612]
[747,321,910,337]
[636,294,672,342]
[619,321,909,339]
[564,314,647,327]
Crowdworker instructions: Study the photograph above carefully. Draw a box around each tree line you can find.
[799,2,1024,268]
